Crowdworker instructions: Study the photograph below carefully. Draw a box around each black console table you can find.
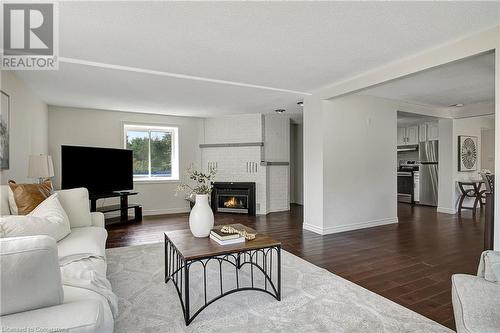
[90,192,142,225]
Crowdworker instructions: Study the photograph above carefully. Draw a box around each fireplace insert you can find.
[211,182,256,215]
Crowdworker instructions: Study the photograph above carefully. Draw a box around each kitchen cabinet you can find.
[406,126,419,145]
[416,122,439,142]
[397,127,407,145]
[398,126,419,146]
[428,122,439,141]
[419,124,427,142]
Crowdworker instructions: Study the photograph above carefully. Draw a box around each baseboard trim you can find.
[143,208,190,216]
[302,223,325,234]
[437,207,457,215]
[104,207,190,218]
[303,217,399,235]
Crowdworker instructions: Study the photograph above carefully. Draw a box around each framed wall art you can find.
[458,135,478,172]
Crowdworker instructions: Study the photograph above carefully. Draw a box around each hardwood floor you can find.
[106,203,485,330]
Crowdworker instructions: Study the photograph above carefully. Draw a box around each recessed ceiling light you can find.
[297,101,304,106]
[449,103,464,108]
[275,109,286,113]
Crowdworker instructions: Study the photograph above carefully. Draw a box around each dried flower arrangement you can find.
[176,165,217,197]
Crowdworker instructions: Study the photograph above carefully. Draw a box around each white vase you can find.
[189,194,214,237]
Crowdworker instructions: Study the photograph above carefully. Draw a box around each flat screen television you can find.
[61,145,133,195]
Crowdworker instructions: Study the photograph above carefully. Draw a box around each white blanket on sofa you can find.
[58,227,118,317]
[60,256,118,317]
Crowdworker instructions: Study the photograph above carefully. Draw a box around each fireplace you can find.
[211,182,256,215]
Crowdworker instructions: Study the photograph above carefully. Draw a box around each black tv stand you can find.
[89,192,142,225]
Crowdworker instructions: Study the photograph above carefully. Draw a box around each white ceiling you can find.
[14,1,500,118]
[359,52,496,108]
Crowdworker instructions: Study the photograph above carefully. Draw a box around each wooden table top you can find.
[165,224,281,260]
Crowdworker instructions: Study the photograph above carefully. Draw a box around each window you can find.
[124,124,179,181]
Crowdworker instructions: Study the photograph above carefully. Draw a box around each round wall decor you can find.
[458,136,478,171]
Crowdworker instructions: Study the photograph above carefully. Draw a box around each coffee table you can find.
[164,224,281,325]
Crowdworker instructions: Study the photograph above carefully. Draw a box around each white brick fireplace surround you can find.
[201,114,290,215]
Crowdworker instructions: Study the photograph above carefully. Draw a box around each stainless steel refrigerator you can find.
[418,140,439,206]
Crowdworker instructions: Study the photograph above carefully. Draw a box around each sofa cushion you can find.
[58,226,107,264]
[29,193,71,240]
[452,274,500,333]
[8,180,53,215]
[0,299,105,333]
[0,194,71,241]
[56,188,92,228]
[0,235,64,316]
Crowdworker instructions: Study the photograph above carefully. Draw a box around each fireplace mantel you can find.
[199,142,263,148]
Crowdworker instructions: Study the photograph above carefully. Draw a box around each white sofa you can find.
[0,186,114,332]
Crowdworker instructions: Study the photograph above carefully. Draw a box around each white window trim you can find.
[124,123,180,182]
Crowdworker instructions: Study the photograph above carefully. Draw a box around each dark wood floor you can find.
[106,203,485,330]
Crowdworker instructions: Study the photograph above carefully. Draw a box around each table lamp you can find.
[28,154,54,183]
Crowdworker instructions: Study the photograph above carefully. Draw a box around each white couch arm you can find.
[0,236,64,316]
[452,274,500,333]
[91,212,105,228]
[1,300,106,333]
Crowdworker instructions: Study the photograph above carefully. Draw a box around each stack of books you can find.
[210,228,245,245]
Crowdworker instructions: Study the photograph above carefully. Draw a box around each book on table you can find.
[210,228,240,240]
[209,234,245,245]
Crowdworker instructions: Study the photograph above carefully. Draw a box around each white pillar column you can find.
[302,95,325,234]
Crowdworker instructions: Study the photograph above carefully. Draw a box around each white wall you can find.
[289,123,304,205]
[437,118,455,214]
[290,123,296,203]
[204,114,262,144]
[321,95,398,233]
[48,106,203,215]
[0,72,48,184]
[481,128,495,172]
[263,114,290,212]
[303,95,324,233]
[303,95,401,234]
[263,114,289,162]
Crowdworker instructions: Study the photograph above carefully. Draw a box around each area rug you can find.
[106,243,453,333]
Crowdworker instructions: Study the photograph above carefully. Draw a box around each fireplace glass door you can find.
[217,195,248,213]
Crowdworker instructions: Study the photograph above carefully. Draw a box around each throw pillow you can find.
[8,180,53,215]
[0,193,71,241]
